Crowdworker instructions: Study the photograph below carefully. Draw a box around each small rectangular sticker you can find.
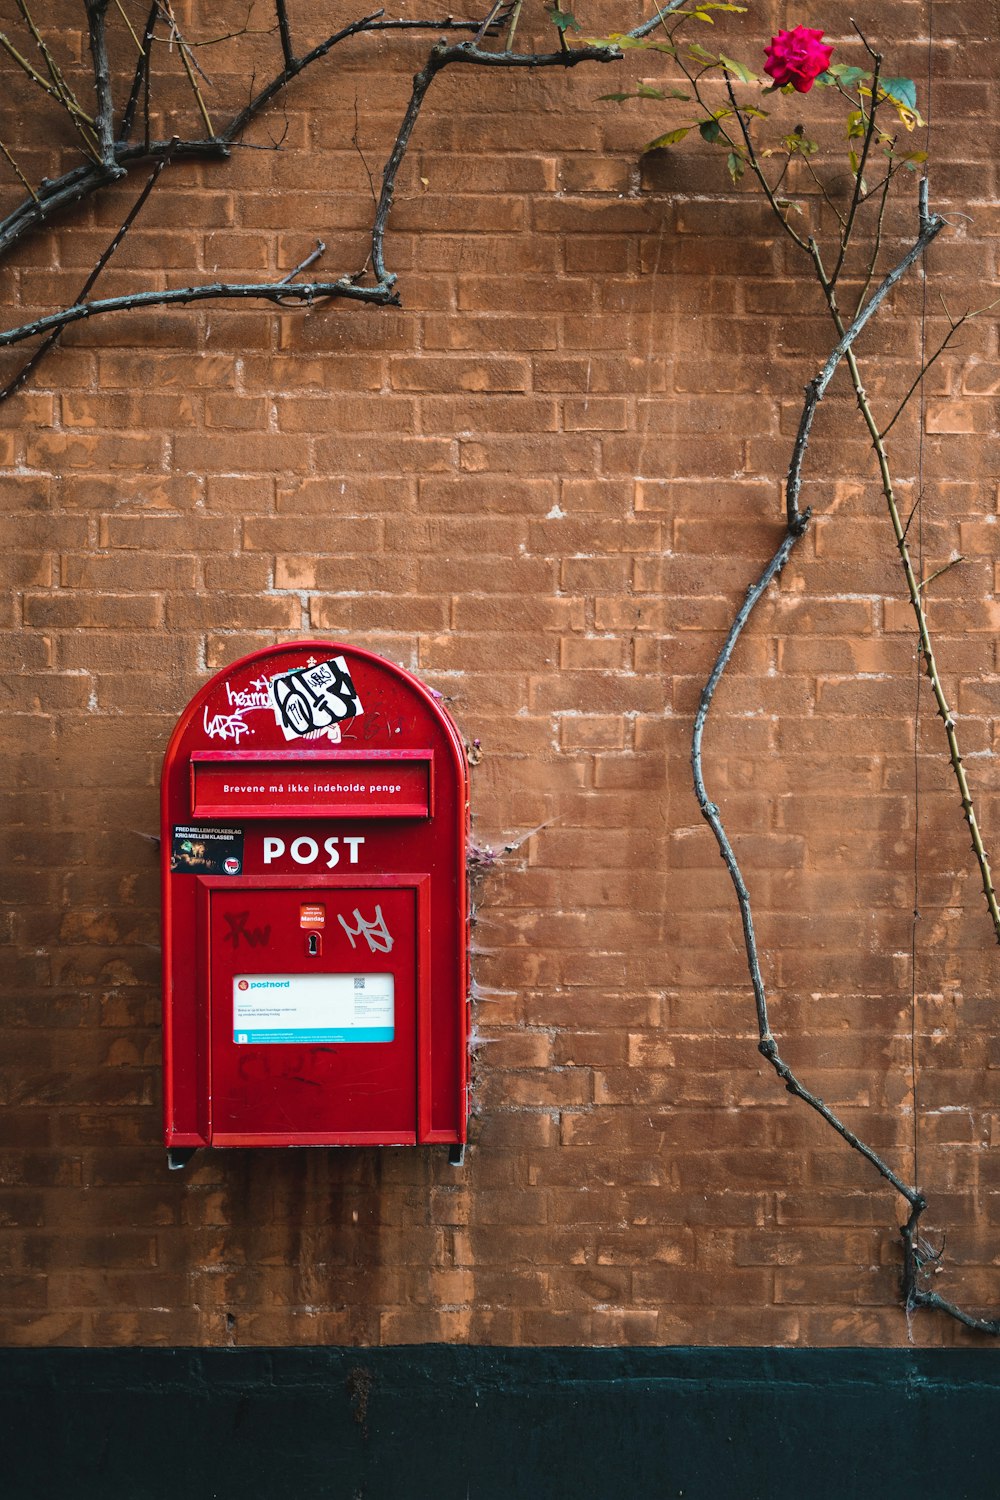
[171,824,244,875]
[269,656,363,741]
[233,972,394,1044]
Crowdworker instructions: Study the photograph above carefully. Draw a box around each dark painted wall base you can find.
[1,1346,998,1499]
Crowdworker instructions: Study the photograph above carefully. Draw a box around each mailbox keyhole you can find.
[307,932,321,957]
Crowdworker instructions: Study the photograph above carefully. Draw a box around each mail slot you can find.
[160,642,470,1165]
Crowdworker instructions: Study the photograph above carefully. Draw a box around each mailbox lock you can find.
[307,932,321,957]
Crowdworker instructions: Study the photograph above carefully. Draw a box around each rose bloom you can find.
[763,26,834,92]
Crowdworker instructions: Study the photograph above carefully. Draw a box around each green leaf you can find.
[643,126,691,151]
[845,109,866,140]
[685,41,717,62]
[719,54,757,84]
[548,8,582,33]
[639,84,690,99]
[597,85,690,102]
[594,33,680,55]
[782,127,817,157]
[592,32,645,47]
[880,75,917,110]
[827,63,870,87]
[699,118,722,142]
[726,150,745,182]
[596,34,678,55]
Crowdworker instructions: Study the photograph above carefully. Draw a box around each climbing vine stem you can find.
[608,11,1000,1333]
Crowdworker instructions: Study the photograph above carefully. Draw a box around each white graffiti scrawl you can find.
[337,905,394,955]
[203,705,252,743]
[269,656,363,741]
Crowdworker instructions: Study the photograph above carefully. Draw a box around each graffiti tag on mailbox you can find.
[338,905,394,955]
[269,656,363,741]
[223,910,272,949]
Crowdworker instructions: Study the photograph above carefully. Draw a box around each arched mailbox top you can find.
[162,640,469,824]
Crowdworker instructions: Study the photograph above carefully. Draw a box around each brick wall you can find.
[2,0,999,1347]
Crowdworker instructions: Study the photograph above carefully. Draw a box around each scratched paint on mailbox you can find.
[233,971,394,1044]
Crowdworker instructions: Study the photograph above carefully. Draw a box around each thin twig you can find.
[16,0,100,154]
[278,239,326,283]
[880,306,989,439]
[829,39,883,286]
[723,77,811,255]
[853,163,893,317]
[158,1,215,137]
[0,136,38,201]
[120,3,159,142]
[113,0,143,53]
[916,555,964,592]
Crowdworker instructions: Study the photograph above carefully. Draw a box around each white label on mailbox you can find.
[233,972,394,1044]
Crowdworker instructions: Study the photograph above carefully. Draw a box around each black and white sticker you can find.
[269,656,363,741]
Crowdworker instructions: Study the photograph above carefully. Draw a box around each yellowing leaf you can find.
[643,126,692,151]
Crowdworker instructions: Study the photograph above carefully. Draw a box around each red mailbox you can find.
[161,642,469,1166]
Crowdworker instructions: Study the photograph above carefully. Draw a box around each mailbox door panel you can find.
[207,882,421,1143]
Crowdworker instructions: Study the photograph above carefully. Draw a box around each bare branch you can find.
[0,273,398,353]
[278,238,326,283]
[902,1204,1000,1335]
[0,10,506,263]
[275,0,295,68]
[120,3,158,142]
[368,37,619,284]
[691,519,921,1206]
[85,0,121,170]
[828,38,883,285]
[628,0,693,41]
[0,145,174,401]
[688,160,1000,1334]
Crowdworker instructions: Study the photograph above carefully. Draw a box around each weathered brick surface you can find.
[1,0,999,1348]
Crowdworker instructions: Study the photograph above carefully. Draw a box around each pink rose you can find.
[763,26,834,93]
